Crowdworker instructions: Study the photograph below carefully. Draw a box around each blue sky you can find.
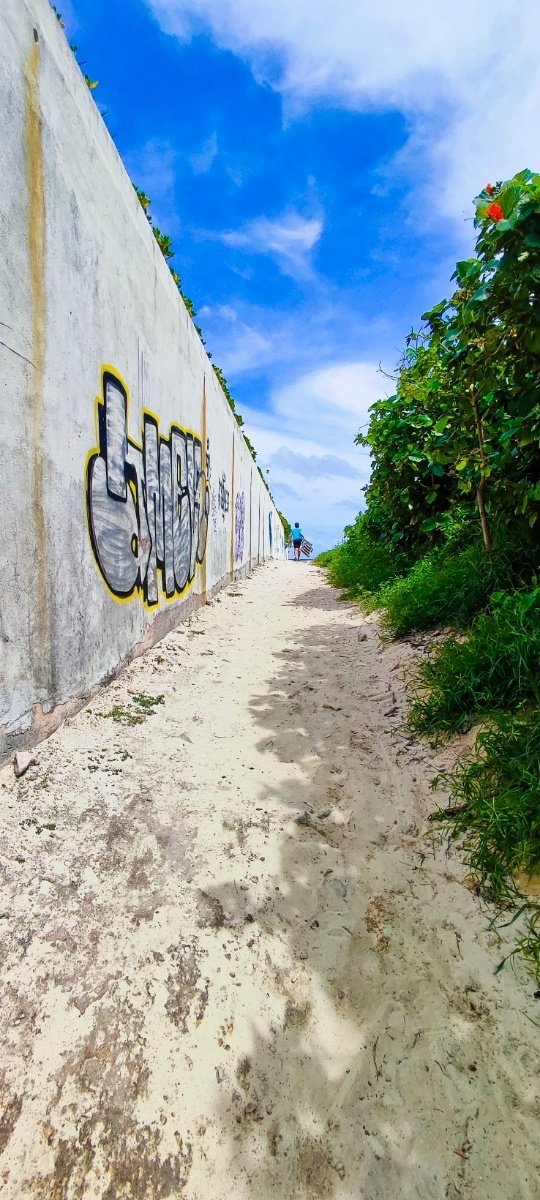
[61,0,540,552]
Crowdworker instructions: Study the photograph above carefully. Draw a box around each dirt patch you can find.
[196,890,226,929]
[365,894,394,951]
[29,1117,193,1200]
[295,1136,339,1198]
[283,995,312,1029]
[0,1091,22,1155]
[165,941,209,1031]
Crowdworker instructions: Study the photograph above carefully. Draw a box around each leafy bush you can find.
[379,540,533,639]
[316,514,410,600]
[358,170,540,558]
[279,512,292,543]
[431,710,540,902]
[409,589,540,734]
[315,549,336,568]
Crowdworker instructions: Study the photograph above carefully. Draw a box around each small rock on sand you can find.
[13,752,38,779]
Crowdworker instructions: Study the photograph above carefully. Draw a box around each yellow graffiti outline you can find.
[83,363,207,611]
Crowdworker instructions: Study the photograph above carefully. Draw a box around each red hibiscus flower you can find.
[486,202,504,223]
[486,183,495,195]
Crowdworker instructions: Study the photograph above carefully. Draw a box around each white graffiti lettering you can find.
[86,369,209,605]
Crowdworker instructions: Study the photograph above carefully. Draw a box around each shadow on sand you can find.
[197,580,475,1200]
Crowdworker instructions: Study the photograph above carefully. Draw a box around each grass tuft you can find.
[430,709,540,978]
[132,693,165,711]
[379,543,531,639]
[408,588,540,736]
[316,515,410,601]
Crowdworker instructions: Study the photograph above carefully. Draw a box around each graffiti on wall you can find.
[208,437,219,535]
[86,367,209,606]
[205,437,212,491]
[218,473,230,521]
[234,491,246,562]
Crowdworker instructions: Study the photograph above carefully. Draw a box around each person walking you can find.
[291,522,304,561]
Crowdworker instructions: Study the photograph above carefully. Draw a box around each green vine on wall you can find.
[134,187,196,321]
[52,8,99,90]
[278,512,292,543]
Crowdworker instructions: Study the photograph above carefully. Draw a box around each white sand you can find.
[0,561,539,1199]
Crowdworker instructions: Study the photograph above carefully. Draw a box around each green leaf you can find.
[499,425,521,442]
[426,489,437,504]
[421,300,448,322]
[469,284,490,303]
[519,589,538,612]
[453,259,482,285]
[433,414,451,435]
[497,184,521,216]
[523,329,540,353]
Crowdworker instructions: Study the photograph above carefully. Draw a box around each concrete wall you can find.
[0,0,285,760]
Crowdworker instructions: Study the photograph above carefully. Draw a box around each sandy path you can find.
[0,562,539,1200]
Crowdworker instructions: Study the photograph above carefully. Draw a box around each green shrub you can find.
[432,709,540,889]
[379,541,533,639]
[315,549,337,568]
[430,709,540,977]
[409,589,540,735]
[316,514,410,600]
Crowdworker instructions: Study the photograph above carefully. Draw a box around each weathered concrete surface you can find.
[0,0,283,759]
[0,562,539,1199]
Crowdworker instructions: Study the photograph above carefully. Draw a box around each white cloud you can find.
[195,298,394,381]
[146,0,540,220]
[197,303,274,373]
[189,132,218,174]
[196,302,305,374]
[272,360,383,436]
[123,138,179,228]
[217,211,323,279]
[239,361,382,552]
[271,448,361,479]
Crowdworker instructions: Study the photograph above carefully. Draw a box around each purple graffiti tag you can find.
[234,491,246,562]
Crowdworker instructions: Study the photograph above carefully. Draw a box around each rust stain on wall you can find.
[200,376,207,598]
[229,431,236,576]
[25,38,51,693]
